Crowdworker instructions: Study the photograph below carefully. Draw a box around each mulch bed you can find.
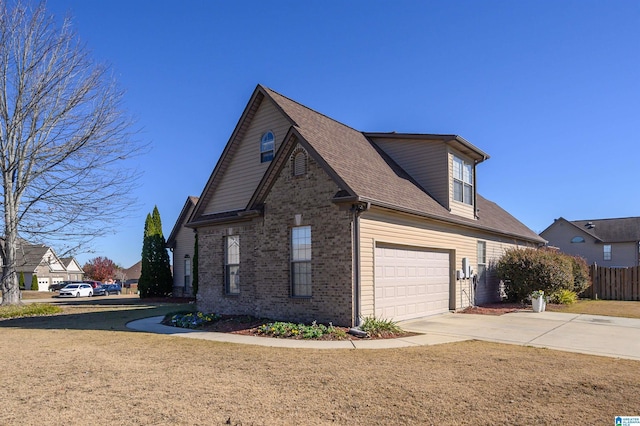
[160,300,537,340]
[163,313,415,340]
[460,303,531,315]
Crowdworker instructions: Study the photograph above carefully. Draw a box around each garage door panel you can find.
[375,246,450,322]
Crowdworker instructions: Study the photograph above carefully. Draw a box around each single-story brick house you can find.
[187,85,545,326]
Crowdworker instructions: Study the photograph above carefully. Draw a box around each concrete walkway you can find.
[126,311,640,360]
[125,316,470,349]
[400,311,640,361]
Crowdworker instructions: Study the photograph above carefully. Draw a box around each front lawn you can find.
[546,299,640,318]
[0,299,638,424]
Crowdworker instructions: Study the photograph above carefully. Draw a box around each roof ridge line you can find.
[262,86,364,135]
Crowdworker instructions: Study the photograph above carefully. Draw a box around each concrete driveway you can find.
[399,311,640,361]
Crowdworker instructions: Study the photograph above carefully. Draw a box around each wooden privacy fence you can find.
[585,265,640,301]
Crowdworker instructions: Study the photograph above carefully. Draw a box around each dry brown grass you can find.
[547,299,640,318]
[20,290,56,300]
[0,299,639,425]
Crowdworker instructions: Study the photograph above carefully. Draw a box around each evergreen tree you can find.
[18,272,25,290]
[31,275,38,291]
[138,206,173,297]
[192,232,199,296]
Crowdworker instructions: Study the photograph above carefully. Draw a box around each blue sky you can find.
[43,0,640,268]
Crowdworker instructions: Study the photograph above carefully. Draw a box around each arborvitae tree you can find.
[138,206,173,297]
[192,232,199,296]
[31,275,38,291]
[18,272,25,290]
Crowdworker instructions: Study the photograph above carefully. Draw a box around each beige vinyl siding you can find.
[370,137,449,208]
[359,208,533,317]
[448,150,476,220]
[172,222,196,289]
[204,99,291,214]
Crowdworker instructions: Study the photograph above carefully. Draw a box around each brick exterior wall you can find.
[197,147,354,326]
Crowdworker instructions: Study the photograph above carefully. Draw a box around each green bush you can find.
[258,321,347,339]
[496,248,574,303]
[359,316,403,337]
[569,255,590,294]
[31,275,39,291]
[18,272,25,290]
[549,289,578,305]
[170,311,219,329]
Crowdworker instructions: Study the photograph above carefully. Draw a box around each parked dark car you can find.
[103,284,122,295]
[49,281,83,292]
[92,285,108,296]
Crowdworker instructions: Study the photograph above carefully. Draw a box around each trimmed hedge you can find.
[496,248,590,303]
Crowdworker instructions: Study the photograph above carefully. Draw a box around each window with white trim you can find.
[453,155,474,205]
[603,244,612,261]
[225,235,240,294]
[477,241,487,290]
[291,226,311,297]
[260,131,274,163]
[184,256,191,289]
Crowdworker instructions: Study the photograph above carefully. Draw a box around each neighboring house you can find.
[187,85,545,326]
[540,217,640,267]
[60,257,85,281]
[167,196,199,297]
[121,261,142,286]
[14,244,79,291]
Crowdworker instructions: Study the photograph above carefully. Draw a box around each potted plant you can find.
[531,290,546,312]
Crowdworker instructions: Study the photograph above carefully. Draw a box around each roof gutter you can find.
[185,210,261,228]
[338,196,545,245]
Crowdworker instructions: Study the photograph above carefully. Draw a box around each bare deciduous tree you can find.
[0,1,142,304]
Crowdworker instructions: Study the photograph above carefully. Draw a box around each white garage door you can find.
[375,245,450,321]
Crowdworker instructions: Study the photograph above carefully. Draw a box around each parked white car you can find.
[59,283,93,298]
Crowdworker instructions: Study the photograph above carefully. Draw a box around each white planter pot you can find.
[532,296,545,312]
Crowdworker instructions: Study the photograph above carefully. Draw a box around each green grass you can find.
[0,303,63,319]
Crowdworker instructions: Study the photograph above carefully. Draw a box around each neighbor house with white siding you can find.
[187,85,545,326]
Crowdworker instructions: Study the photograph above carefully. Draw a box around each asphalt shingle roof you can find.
[262,86,543,243]
[569,217,640,243]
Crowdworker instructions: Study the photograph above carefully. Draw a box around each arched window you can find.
[571,236,585,243]
[292,149,307,176]
[260,131,274,163]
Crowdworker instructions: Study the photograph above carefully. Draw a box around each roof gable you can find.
[15,245,65,272]
[190,87,294,223]
[167,196,198,247]
[190,85,543,243]
[60,257,84,272]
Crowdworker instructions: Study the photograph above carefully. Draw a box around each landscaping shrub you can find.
[18,272,25,290]
[549,289,578,305]
[257,321,347,339]
[31,274,38,291]
[568,255,590,294]
[359,316,403,337]
[496,248,574,303]
[169,312,219,329]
